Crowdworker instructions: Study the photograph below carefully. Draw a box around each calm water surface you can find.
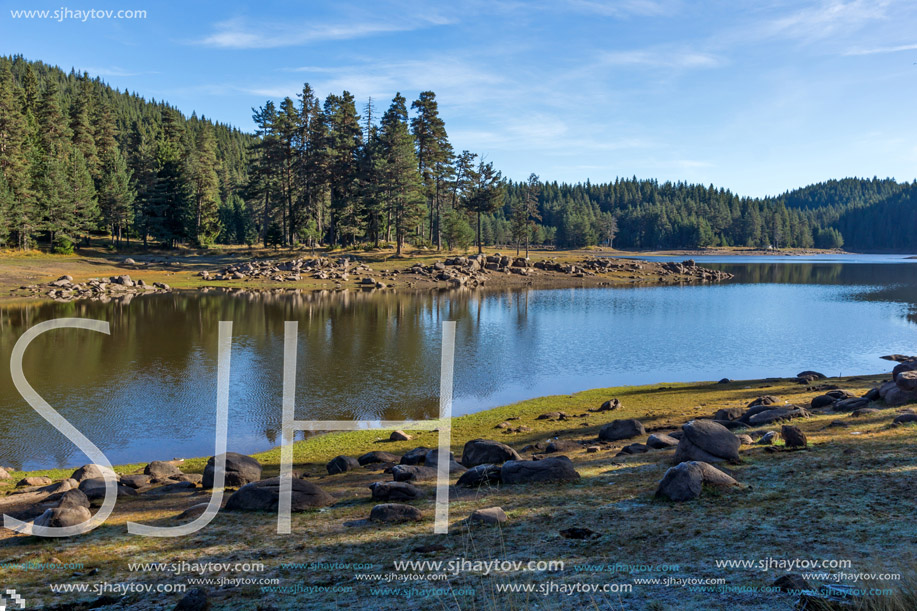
[2,254,916,470]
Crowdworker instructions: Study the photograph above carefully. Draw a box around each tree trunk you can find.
[477,212,482,254]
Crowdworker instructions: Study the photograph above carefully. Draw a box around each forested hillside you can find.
[0,55,914,253]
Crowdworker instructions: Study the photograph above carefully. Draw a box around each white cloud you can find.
[844,42,917,55]
[197,16,450,49]
[565,0,674,17]
[758,0,890,42]
[599,49,723,69]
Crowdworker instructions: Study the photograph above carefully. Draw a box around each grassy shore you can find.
[2,372,915,610]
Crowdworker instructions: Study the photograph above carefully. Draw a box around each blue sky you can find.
[2,0,917,196]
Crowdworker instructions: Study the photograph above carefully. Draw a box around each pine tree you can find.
[323,92,363,246]
[411,91,452,248]
[462,160,504,254]
[376,94,424,255]
[35,79,74,247]
[187,123,222,246]
[0,61,36,248]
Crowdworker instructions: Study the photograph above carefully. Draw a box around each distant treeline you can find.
[1,55,915,253]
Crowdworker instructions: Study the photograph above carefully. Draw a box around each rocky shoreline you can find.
[2,359,914,610]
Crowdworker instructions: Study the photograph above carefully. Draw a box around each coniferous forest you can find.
[1,55,916,254]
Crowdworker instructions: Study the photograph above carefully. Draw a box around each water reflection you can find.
[2,260,917,470]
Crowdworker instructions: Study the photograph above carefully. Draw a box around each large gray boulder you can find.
[655,461,739,501]
[326,455,360,475]
[357,451,401,466]
[370,503,422,523]
[424,449,467,473]
[369,481,423,501]
[674,420,741,464]
[225,477,334,511]
[399,447,431,465]
[78,478,139,499]
[390,465,438,482]
[144,461,182,480]
[714,407,745,422]
[500,456,580,485]
[461,439,521,467]
[747,406,810,426]
[33,506,92,528]
[70,464,119,483]
[203,452,262,489]
[646,433,679,449]
[456,464,502,488]
[598,419,645,442]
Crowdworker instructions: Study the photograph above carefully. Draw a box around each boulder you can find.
[144,460,182,480]
[536,411,568,421]
[369,481,423,501]
[781,425,807,449]
[832,398,870,412]
[456,464,502,487]
[544,439,581,453]
[896,371,917,391]
[326,455,360,475]
[850,407,879,417]
[357,451,401,466]
[863,388,881,401]
[120,474,152,489]
[646,433,679,449]
[735,434,754,445]
[469,507,507,525]
[17,476,52,487]
[500,456,581,485]
[461,439,522,467]
[424,449,467,473]
[390,430,412,441]
[748,396,779,408]
[810,395,837,409]
[598,419,646,442]
[390,465,438,482]
[174,587,210,611]
[57,489,90,509]
[70,464,119,483]
[202,453,262,489]
[796,371,826,382]
[592,398,621,412]
[757,431,779,445]
[399,447,431,465]
[370,503,422,523]
[714,407,745,422]
[618,443,647,455]
[893,413,917,425]
[655,461,738,501]
[883,386,917,407]
[892,361,917,381]
[33,506,92,528]
[78,478,139,499]
[0,466,9,480]
[747,406,810,426]
[674,420,741,464]
[225,477,334,511]
[712,419,750,430]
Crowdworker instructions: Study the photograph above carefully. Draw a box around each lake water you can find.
[2,254,916,470]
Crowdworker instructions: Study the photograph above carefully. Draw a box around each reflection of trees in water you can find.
[721,263,917,326]
[0,287,543,467]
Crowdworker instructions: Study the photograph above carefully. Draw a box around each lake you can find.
[2,254,916,470]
